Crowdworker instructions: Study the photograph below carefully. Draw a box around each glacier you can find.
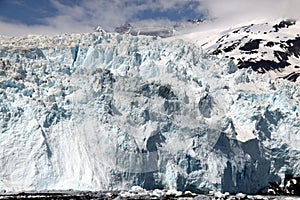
[0,31,300,194]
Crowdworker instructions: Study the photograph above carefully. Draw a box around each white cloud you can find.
[0,20,55,36]
[0,0,191,36]
[50,0,189,30]
[198,0,300,25]
[1,0,300,36]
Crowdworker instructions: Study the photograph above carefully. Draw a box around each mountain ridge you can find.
[196,19,300,82]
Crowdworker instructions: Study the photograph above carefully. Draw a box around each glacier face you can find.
[0,32,300,194]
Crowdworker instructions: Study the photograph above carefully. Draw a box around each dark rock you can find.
[115,22,132,34]
[238,59,289,72]
[283,72,300,82]
[286,37,300,58]
[239,39,262,51]
[273,19,296,32]
[223,42,240,53]
[274,51,288,61]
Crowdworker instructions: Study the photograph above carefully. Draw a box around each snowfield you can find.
[0,22,299,194]
[182,19,300,82]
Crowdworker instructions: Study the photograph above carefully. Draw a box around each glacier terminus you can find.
[0,23,300,195]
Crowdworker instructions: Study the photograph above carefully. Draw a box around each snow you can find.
[179,19,300,82]
[0,28,300,194]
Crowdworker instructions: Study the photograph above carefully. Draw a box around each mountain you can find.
[200,19,300,82]
[0,22,299,194]
[115,22,173,38]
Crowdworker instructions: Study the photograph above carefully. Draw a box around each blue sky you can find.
[0,0,299,36]
[0,0,203,25]
[0,0,206,36]
[0,0,60,25]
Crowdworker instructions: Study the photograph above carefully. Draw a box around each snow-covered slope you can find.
[183,19,300,82]
[0,31,299,194]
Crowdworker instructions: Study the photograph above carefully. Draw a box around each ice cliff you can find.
[0,31,299,194]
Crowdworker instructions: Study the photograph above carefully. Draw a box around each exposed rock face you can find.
[115,22,173,38]
[0,31,299,194]
[203,19,300,82]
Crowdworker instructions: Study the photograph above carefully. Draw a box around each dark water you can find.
[0,190,299,200]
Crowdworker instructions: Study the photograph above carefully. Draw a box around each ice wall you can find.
[0,32,299,193]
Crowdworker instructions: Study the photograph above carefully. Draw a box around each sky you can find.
[0,0,299,36]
